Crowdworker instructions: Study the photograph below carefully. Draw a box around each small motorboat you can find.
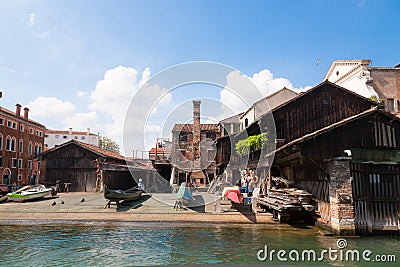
[7,184,53,202]
[104,186,143,208]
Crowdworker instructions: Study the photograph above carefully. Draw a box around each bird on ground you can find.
[51,201,56,206]
[81,198,85,203]
[61,200,64,204]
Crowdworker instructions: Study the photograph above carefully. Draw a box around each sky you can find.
[0,0,399,155]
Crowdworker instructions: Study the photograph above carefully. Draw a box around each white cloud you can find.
[77,91,88,97]
[28,13,35,27]
[63,112,98,132]
[88,66,172,153]
[27,96,75,119]
[32,32,48,39]
[220,68,311,117]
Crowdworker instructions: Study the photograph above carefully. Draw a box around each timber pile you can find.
[258,187,314,213]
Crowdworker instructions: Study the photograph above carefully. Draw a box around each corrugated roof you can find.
[172,123,219,132]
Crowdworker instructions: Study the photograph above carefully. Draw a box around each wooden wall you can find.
[273,83,374,143]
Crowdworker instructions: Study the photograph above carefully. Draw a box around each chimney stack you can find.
[87,128,90,136]
[192,100,201,162]
[23,107,29,120]
[15,104,22,117]
[69,127,73,135]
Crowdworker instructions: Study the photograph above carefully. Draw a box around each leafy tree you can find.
[235,133,268,156]
[99,136,120,153]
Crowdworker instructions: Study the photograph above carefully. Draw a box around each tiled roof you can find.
[42,139,126,161]
[0,106,45,128]
[172,123,219,132]
[45,129,98,136]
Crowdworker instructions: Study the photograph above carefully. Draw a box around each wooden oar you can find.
[0,185,31,202]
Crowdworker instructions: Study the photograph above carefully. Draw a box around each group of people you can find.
[236,168,259,193]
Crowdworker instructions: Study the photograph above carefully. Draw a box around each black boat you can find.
[104,186,143,208]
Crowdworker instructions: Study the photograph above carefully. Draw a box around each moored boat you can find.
[7,184,53,202]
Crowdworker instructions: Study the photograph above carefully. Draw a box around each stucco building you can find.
[325,59,400,116]
[45,128,99,148]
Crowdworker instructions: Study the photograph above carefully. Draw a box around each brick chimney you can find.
[15,104,22,117]
[192,100,201,163]
[23,107,29,120]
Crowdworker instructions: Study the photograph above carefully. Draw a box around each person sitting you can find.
[137,178,145,191]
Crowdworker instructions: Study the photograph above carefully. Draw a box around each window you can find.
[19,140,23,153]
[55,135,59,138]
[74,136,78,139]
[17,175,22,182]
[0,118,3,125]
[18,159,23,169]
[37,161,41,170]
[245,118,249,128]
[30,128,34,134]
[20,125,24,132]
[36,130,42,137]
[28,142,33,154]
[6,136,11,151]
[178,133,187,142]
[374,119,397,147]
[45,144,48,147]
[12,158,17,168]
[63,135,67,139]
[11,138,16,152]
[0,157,3,167]
[0,134,2,151]
[81,136,86,140]
[28,160,32,170]
[45,134,49,138]
[7,121,12,128]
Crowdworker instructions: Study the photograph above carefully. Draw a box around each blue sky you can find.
[0,0,399,153]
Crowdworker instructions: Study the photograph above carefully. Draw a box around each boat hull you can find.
[7,187,52,202]
[104,188,143,202]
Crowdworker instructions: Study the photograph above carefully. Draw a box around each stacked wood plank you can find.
[257,187,314,213]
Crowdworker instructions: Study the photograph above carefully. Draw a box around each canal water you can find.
[0,222,398,266]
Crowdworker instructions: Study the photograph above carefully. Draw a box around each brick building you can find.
[170,100,220,187]
[0,102,46,186]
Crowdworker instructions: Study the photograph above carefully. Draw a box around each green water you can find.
[0,222,398,266]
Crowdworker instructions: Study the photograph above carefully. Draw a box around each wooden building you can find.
[217,80,400,235]
[0,102,45,186]
[41,140,140,191]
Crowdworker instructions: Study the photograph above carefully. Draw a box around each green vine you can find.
[235,133,268,156]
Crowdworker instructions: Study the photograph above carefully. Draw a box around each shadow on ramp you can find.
[116,194,151,212]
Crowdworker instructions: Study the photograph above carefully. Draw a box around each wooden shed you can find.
[40,140,131,192]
